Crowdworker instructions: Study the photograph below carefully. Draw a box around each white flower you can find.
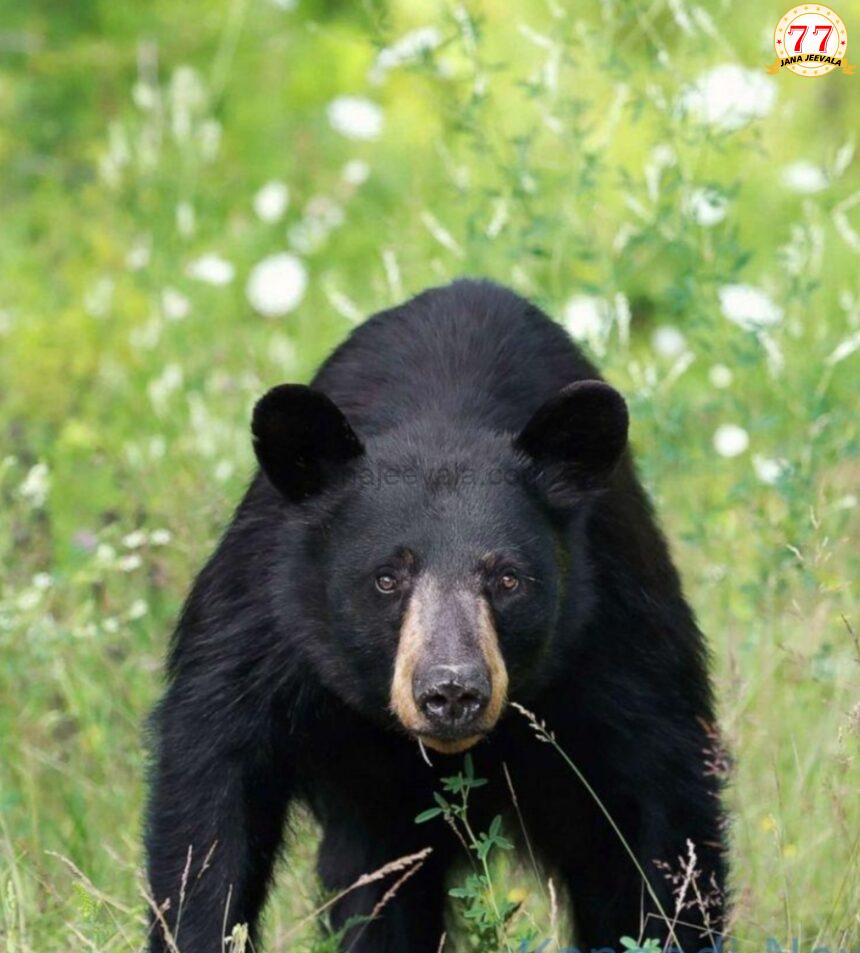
[253,180,290,223]
[84,277,114,318]
[162,287,191,321]
[126,242,151,270]
[562,296,606,350]
[132,81,159,111]
[32,572,53,590]
[118,553,143,573]
[17,589,42,611]
[215,459,235,482]
[680,65,776,132]
[342,159,370,186]
[686,187,727,227]
[327,96,384,140]
[718,284,783,331]
[95,543,116,565]
[199,119,221,161]
[246,253,308,317]
[781,162,828,194]
[20,463,50,508]
[176,201,196,237]
[753,455,786,485]
[127,598,149,620]
[122,530,147,549]
[713,424,749,458]
[170,66,206,142]
[186,254,234,286]
[709,364,733,389]
[148,364,184,414]
[370,26,442,82]
[150,528,172,546]
[651,326,687,358]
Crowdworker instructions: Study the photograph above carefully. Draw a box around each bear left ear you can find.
[251,384,364,502]
[514,380,629,501]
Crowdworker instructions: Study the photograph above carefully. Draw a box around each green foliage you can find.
[417,755,532,952]
[0,0,858,950]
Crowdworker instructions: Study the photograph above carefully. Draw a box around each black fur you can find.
[145,279,727,952]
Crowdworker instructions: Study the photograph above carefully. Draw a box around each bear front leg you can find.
[145,679,292,952]
[316,818,449,953]
[563,739,727,952]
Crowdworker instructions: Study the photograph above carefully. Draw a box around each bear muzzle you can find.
[390,576,508,752]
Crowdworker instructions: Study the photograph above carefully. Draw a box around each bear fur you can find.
[145,279,727,952]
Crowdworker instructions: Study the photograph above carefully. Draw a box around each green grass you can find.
[1,0,859,949]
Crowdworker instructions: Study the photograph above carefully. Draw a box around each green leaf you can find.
[414,807,443,823]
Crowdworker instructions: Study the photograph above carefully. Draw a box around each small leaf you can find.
[414,807,443,824]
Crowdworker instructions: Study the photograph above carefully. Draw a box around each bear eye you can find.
[498,571,520,593]
[375,573,399,594]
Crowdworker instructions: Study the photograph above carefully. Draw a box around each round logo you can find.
[774,5,848,76]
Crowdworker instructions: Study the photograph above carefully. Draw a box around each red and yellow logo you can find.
[769,5,853,76]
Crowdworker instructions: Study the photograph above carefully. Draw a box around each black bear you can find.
[145,279,726,952]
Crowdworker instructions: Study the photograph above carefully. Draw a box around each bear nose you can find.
[414,664,490,728]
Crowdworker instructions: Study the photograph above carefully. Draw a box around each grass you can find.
[1,0,859,949]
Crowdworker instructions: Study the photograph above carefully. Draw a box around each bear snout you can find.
[413,662,491,732]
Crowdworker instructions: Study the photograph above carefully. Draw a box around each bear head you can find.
[251,380,628,754]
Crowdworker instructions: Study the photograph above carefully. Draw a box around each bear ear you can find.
[251,384,364,502]
[514,380,628,503]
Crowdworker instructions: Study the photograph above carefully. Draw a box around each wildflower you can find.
[753,455,786,485]
[370,27,442,83]
[708,364,733,389]
[128,599,149,621]
[162,288,191,321]
[176,201,195,237]
[680,65,776,132]
[122,530,147,549]
[253,181,290,223]
[781,162,828,194]
[685,187,727,227]
[718,284,783,331]
[17,589,42,611]
[148,364,184,414]
[652,326,687,358]
[215,460,235,482]
[327,96,384,140]
[186,254,235,286]
[713,424,749,458]
[150,528,172,546]
[342,159,370,186]
[126,242,151,270]
[118,553,143,573]
[20,462,50,508]
[95,543,116,565]
[562,296,606,352]
[84,277,115,318]
[246,253,308,317]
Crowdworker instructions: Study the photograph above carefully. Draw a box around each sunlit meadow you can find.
[1,0,858,950]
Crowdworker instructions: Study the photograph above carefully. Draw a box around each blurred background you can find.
[1,0,858,950]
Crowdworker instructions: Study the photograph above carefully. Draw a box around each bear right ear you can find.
[251,384,364,502]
